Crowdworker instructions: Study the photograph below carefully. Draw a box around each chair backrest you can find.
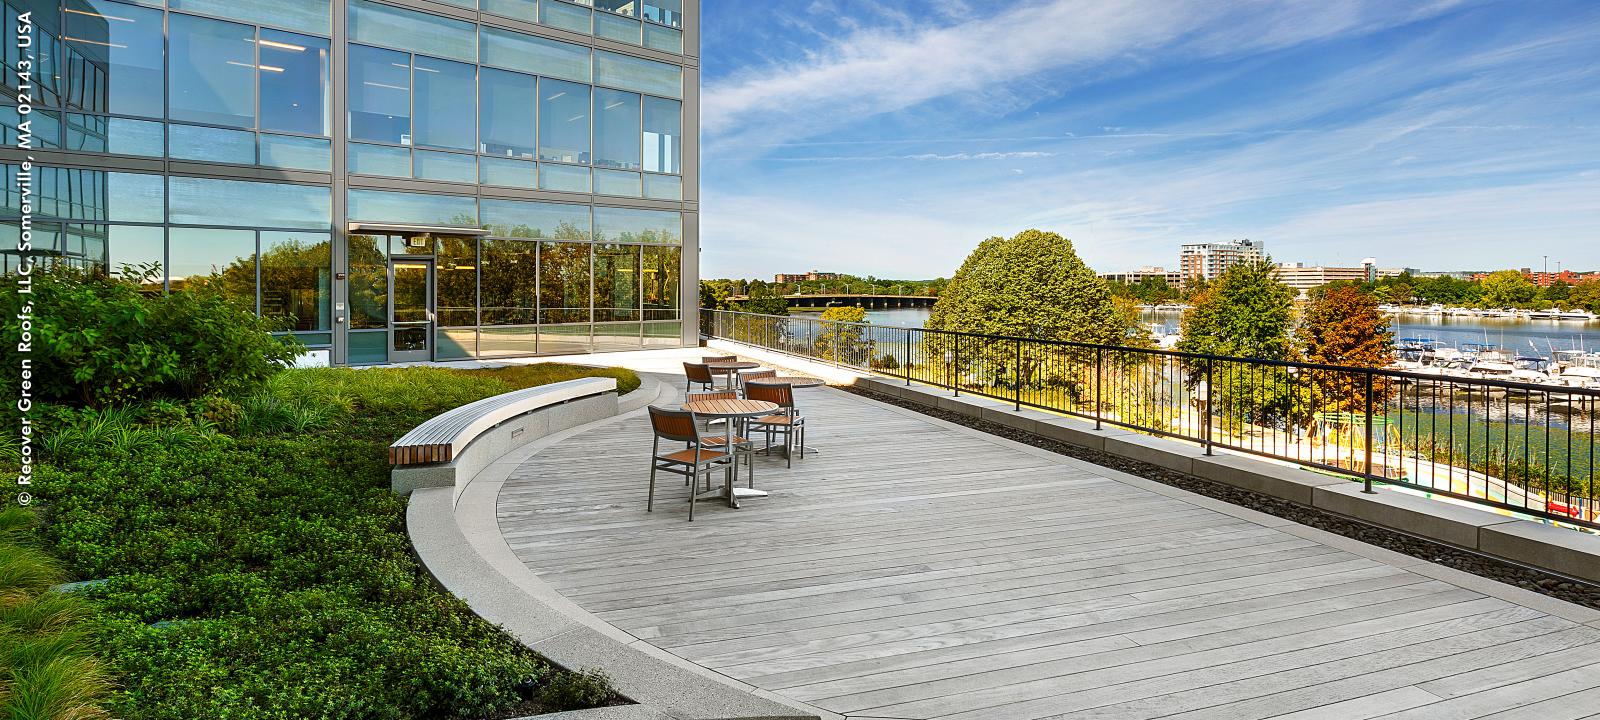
[687,390,736,404]
[740,369,777,394]
[745,381,793,409]
[702,355,737,364]
[648,405,701,442]
[683,362,714,383]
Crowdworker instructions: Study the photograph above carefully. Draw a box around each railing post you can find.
[1095,346,1103,430]
[1203,363,1215,456]
[953,334,960,397]
[1364,369,1376,494]
[1014,337,1022,411]
[905,329,912,386]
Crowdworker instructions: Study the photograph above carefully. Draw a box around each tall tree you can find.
[926,229,1125,395]
[1300,285,1395,413]
[1479,270,1538,307]
[813,305,872,364]
[1178,260,1297,428]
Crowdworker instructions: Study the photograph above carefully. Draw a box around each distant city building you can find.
[774,271,842,284]
[1179,239,1266,281]
[1272,262,1371,296]
[1099,266,1185,287]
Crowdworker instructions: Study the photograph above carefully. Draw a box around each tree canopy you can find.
[926,229,1125,345]
[1177,260,1295,361]
[1479,270,1539,307]
[1300,285,1394,413]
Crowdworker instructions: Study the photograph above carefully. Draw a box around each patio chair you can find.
[647,406,733,522]
[683,362,715,393]
[739,369,777,397]
[687,390,756,488]
[702,355,737,364]
[746,382,805,468]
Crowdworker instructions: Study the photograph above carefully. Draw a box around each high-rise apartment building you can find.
[2,0,697,365]
[1179,239,1265,281]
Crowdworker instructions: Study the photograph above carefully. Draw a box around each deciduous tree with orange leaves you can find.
[1300,285,1396,414]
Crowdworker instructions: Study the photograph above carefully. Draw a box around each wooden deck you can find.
[496,382,1600,719]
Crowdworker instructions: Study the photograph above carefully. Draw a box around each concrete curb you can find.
[406,379,828,720]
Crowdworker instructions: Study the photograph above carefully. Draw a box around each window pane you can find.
[593,169,640,197]
[643,0,682,28]
[481,26,590,83]
[413,56,475,150]
[260,230,332,331]
[480,238,536,325]
[349,0,476,63]
[260,134,332,171]
[593,0,635,17]
[642,172,681,200]
[643,244,679,320]
[168,14,256,128]
[595,13,641,44]
[539,241,590,324]
[436,236,477,326]
[347,189,476,226]
[595,88,641,170]
[594,50,681,98]
[643,24,682,53]
[482,0,536,21]
[593,243,638,322]
[594,206,679,244]
[168,227,257,311]
[479,67,536,159]
[479,157,537,189]
[413,150,476,183]
[13,168,164,223]
[106,224,165,293]
[64,114,163,156]
[169,124,256,164]
[4,108,61,148]
[642,96,681,174]
[480,198,590,239]
[540,0,591,34]
[170,177,331,229]
[260,29,331,136]
[540,163,590,192]
[347,234,387,330]
[348,44,410,144]
[64,0,164,117]
[644,320,681,346]
[348,142,410,176]
[539,79,590,163]
[169,0,332,36]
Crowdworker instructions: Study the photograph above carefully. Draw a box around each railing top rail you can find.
[707,309,1600,397]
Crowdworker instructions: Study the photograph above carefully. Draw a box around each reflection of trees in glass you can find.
[539,242,590,324]
[257,234,331,331]
[643,246,679,320]
[594,244,639,322]
[436,236,477,326]
[481,239,537,325]
[347,234,387,329]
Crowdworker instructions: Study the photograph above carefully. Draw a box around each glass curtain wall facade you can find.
[1,0,697,364]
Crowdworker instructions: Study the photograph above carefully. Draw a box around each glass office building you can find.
[1,0,698,364]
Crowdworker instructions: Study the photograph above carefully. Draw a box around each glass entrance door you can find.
[389,259,434,363]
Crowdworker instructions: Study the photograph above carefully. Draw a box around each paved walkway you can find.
[496,379,1600,720]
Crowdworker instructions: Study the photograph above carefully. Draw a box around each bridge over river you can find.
[730,293,938,309]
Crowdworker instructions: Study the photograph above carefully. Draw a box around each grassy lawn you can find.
[15,363,640,719]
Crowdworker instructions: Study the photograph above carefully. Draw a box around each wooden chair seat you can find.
[702,435,750,446]
[659,448,729,464]
[751,414,801,426]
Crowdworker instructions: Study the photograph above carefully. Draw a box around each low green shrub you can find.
[0,264,298,407]
[31,364,635,718]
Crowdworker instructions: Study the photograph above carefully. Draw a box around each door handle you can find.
[427,311,436,322]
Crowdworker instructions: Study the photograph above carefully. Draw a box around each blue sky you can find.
[696,0,1600,280]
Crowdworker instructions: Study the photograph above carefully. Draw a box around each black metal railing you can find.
[703,309,1600,530]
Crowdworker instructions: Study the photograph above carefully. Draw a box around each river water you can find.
[863,307,1600,358]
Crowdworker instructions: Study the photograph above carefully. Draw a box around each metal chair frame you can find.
[685,391,757,488]
[647,406,734,521]
[683,362,716,393]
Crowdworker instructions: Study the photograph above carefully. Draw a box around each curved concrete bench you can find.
[391,377,620,498]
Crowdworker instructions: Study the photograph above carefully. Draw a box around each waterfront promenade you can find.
[488,354,1600,719]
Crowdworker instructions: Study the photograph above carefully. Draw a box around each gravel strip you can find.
[843,384,1600,611]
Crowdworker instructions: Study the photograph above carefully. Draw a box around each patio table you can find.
[682,398,778,508]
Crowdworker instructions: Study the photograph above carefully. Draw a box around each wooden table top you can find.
[705,361,761,370]
[682,399,779,417]
[747,376,826,388]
